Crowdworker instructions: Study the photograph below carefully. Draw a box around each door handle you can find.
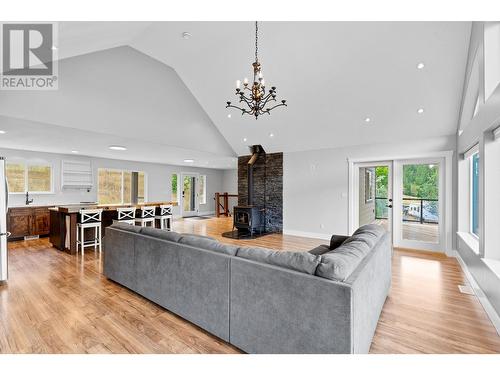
[386,204,393,208]
[0,232,11,237]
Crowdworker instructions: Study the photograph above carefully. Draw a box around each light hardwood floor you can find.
[1,216,499,353]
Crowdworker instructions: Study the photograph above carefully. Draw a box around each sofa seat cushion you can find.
[308,244,331,256]
[178,235,239,256]
[237,247,321,275]
[110,222,143,234]
[141,226,183,243]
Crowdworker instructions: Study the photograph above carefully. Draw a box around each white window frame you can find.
[6,160,54,195]
[465,145,480,239]
[97,168,147,205]
[199,175,207,205]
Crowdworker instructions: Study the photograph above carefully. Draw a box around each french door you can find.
[351,157,447,252]
[180,173,199,217]
[393,158,445,251]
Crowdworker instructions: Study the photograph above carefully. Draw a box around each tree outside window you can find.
[199,175,206,204]
[6,162,52,193]
[171,174,178,203]
[98,169,146,204]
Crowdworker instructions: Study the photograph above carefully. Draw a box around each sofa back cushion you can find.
[237,247,321,275]
[141,226,183,243]
[111,222,143,234]
[315,224,386,281]
[343,224,385,248]
[178,235,239,256]
[180,233,216,241]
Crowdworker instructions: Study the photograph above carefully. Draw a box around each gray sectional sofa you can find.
[104,223,391,354]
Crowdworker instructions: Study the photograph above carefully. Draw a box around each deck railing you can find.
[375,197,439,224]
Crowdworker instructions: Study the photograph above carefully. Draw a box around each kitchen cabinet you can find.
[7,206,52,240]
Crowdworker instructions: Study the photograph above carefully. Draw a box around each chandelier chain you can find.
[255,21,258,62]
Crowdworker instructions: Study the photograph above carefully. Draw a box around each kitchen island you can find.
[49,202,176,254]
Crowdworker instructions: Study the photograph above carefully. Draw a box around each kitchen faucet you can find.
[25,192,33,205]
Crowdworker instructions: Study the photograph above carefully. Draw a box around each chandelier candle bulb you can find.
[243,78,249,85]
[236,80,241,88]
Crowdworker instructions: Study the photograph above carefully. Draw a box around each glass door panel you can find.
[394,159,444,251]
[356,162,393,241]
[181,173,198,217]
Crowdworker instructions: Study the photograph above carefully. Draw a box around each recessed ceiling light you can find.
[71,150,79,153]
[182,32,191,39]
[269,133,275,138]
[364,117,371,123]
[109,145,127,151]
[0,130,6,134]
[227,114,232,118]
[417,108,425,114]
[184,159,194,163]
[243,137,247,142]
[417,62,425,69]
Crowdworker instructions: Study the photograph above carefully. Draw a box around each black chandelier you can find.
[226,21,287,120]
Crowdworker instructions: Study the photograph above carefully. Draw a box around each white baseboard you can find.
[175,211,215,219]
[283,229,331,240]
[454,250,500,336]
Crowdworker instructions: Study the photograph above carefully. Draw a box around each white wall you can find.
[454,21,500,319]
[283,135,456,239]
[0,147,224,216]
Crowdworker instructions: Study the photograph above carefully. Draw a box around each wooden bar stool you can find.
[135,206,156,227]
[114,207,136,225]
[155,204,173,230]
[76,208,103,254]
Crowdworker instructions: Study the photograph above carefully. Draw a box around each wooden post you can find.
[224,192,229,217]
[215,192,220,217]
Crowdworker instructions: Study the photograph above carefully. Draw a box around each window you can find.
[171,174,178,203]
[98,168,146,205]
[199,175,207,204]
[364,169,374,203]
[6,162,52,193]
[138,172,145,203]
[6,163,25,193]
[470,152,480,237]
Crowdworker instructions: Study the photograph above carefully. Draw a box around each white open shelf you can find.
[61,159,93,189]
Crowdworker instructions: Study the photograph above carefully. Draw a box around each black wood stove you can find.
[233,145,265,235]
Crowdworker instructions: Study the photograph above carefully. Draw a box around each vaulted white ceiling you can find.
[0,21,472,167]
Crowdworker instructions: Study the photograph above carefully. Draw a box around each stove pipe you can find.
[247,145,265,206]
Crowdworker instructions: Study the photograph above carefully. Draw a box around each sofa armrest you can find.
[330,234,350,250]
